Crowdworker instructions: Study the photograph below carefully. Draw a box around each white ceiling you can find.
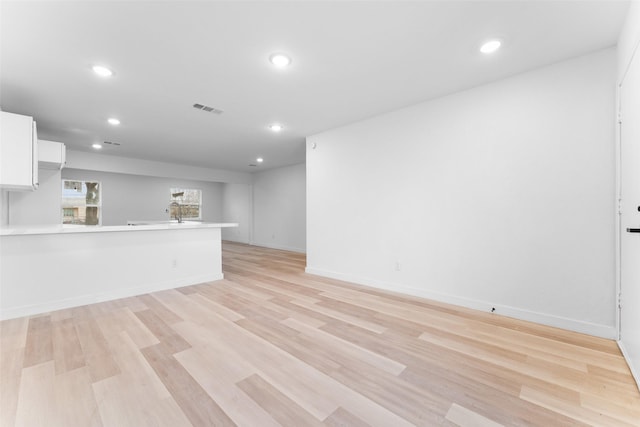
[0,1,629,173]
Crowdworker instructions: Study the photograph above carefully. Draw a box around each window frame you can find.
[61,179,103,225]
[169,187,202,221]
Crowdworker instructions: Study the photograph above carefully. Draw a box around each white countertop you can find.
[0,222,238,236]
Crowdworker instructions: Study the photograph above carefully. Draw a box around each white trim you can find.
[253,241,306,254]
[618,340,640,393]
[615,84,622,341]
[62,178,103,226]
[170,187,203,221]
[0,273,223,321]
[305,266,617,339]
[249,183,255,245]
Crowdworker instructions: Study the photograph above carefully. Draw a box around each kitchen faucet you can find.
[169,201,183,223]
[169,191,184,223]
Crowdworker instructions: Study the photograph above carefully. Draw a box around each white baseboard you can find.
[617,341,640,392]
[305,266,617,340]
[221,237,250,244]
[0,273,224,321]
[251,241,306,254]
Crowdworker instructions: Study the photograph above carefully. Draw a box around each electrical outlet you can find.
[172,259,177,268]
[395,261,401,271]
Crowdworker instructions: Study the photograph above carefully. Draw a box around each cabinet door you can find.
[0,112,37,190]
[32,121,39,189]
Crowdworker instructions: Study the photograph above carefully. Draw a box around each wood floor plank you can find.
[0,317,28,352]
[224,271,322,302]
[290,298,388,334]
[52,318,85,374]
[580,392,640,425]
[417,328,590,392]
[74,318,121,383]
[91,330,191,427]
[237,373,325,427]
[520,385,637,427]
[445,403,504,427]
[118,296,149,313]
[173,311,342,420]
[200,285,290,322]
[97,329,172,401]
[92,372,191,426]
[14,361,57,426]
[22,315,53,368]
[97,307,160,349]
[281,317,406,376]
[330,364,451,426]
[137,293,184,324]
[323,407,371,427]
[50,307,74,322]
[0,314,28,427]
[175,346,281,427]
[400,365,588,427]
[187,292,245,322]
[141,342,236,426]
[134,309,191,354]
[14,361,102,426]
[54,366,103,427]
[170,321,258,382]
[0,347,24,427]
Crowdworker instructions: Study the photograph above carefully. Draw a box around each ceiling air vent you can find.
[103,141,121,146]
[193,103,223,114]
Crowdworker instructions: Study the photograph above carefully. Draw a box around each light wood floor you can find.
[1,241,639,427]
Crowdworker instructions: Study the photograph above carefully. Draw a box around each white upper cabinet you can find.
[0,111,39,191]
[39,140,66,170]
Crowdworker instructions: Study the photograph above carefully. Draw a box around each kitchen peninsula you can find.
[0,222,238,320]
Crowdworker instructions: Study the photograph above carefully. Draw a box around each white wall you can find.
[252,163,306,253]
[0,191,9,226]
[221,183,252,243]
[617,0,640,389]
[7,168,61,225]
[62,169,224,226]
[618,1,640,82]
[307,48,617,338]
[66,149,252,184]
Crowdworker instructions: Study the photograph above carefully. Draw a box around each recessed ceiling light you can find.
[92,143,103,150]
[92,65,114,77]
[256,158,264,163]
[480,40,502,54]
[269,124,283,132]
[269,53,292,67]
[107,118,120,125]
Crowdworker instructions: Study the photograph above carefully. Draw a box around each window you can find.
[169,188,202,220]
[62,180,101,225]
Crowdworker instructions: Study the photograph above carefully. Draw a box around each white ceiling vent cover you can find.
[193,103,223,114]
